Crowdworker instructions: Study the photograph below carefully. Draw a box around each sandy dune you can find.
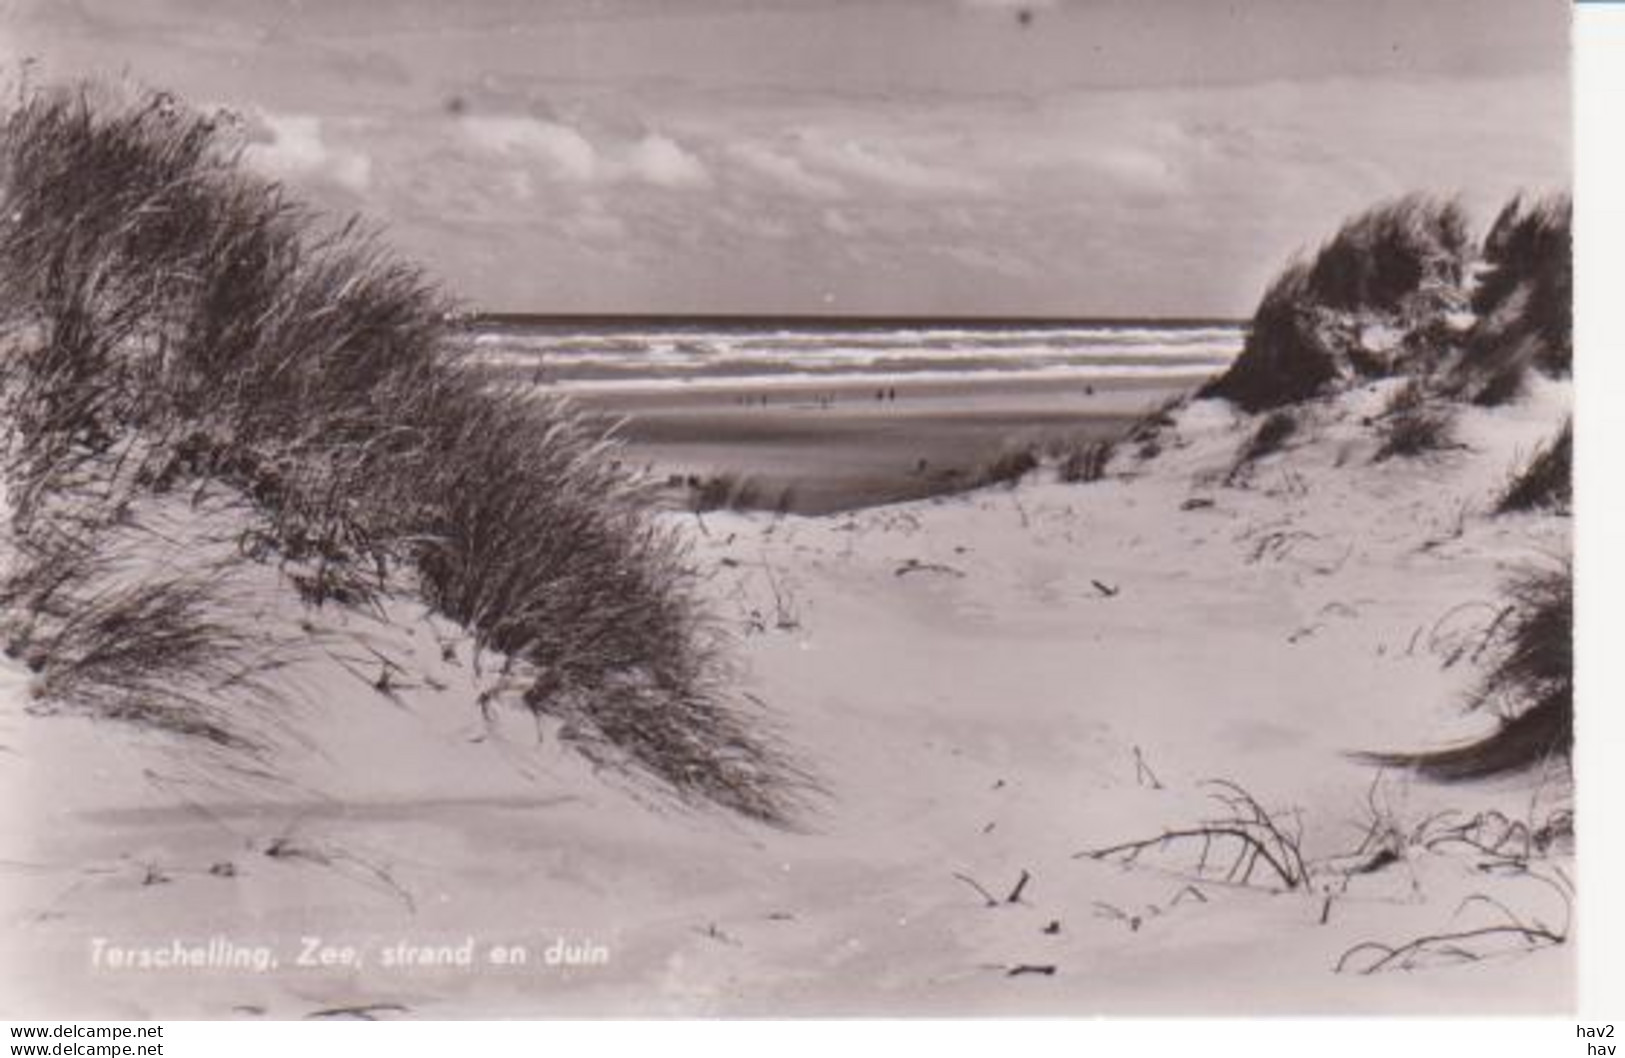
[0,375,1573,1018]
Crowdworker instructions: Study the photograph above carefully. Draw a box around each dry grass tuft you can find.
[1226,409,1299,484]
[1358,564,1571,781]
[1495,420,1572,516]
[1371,381,1457,463]
[1056,438,1116,484]
[973,446,1040,488]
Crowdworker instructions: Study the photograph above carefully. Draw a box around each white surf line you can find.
[529,362,1230,395]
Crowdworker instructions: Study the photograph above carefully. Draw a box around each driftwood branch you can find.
[1006,963,1057,977]
[1336,923,1563,974]
[1075,779,1307,890]
[1335,873,1571,974]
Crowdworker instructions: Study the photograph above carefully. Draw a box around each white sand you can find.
[0,377,1574,1017]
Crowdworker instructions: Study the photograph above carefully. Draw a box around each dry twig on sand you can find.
[305,1004,410,1021]
[1335,871,1571,973]
[1075,779,1308,890]
[952,868,1032,908]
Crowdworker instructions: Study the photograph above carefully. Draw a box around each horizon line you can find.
[456,311,1249,329]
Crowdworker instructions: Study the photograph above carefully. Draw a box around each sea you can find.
[459,316,1242,393]
[454,316,1244,512]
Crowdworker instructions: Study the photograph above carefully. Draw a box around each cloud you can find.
[1088,147,1181,193]
[559,201,631,244]
[461,115,599,182]
[820,208,862,237]
[460,114,710,190]
[797,132,990,196]
[727,142,846,199]
[623,134,710,189]
[244,112,372,193]
[216,69,1565,317]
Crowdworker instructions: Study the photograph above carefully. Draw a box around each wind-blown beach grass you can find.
[1199,195,1472,413]
[1195,188,1574,781]
[1360,563,1573,781]
[0,83,809,823]
[1457,193,1573,400]
[1496,419,1572,515]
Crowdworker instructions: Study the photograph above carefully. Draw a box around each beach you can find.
[478,319,1233,512]
[574,375,1192,513]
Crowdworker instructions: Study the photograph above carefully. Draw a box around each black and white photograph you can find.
[0,0,1582,1024]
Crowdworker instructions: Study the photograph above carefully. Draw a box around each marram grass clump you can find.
[0,83,810,824]
[1371,380,1457,463]
[1201,195,1471,413]
[1495,420,1572,516]
[1444,194,1571,406]
[1203,191,1570,416]
[1360,564,1572,781]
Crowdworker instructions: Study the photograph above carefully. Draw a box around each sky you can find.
[0,0,1571,317]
